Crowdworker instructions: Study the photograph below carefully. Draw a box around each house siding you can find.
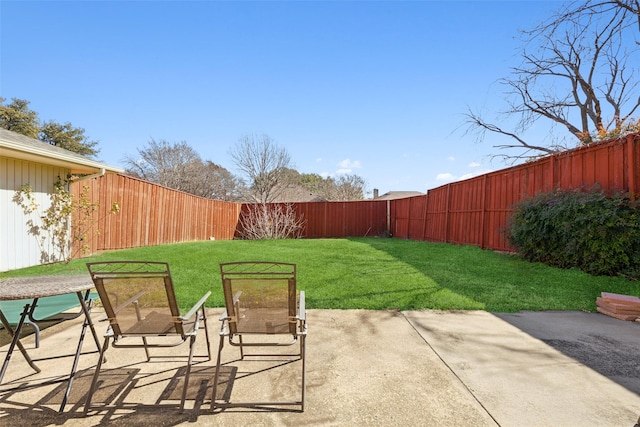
[1,156,70,271]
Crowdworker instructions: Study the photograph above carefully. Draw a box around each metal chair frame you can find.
[84,261,211,414]
[212,261,306,411]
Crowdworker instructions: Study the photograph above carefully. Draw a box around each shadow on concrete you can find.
[495,310,640,396]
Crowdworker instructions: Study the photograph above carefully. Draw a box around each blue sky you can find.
[0,1,561,196]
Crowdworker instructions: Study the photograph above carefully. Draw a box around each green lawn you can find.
[2,238,639,312]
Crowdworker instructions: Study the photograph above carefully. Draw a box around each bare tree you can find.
[230,134,306,239]
[230,134,293,203]
[333,174,368,201]
[540,1,639,41]
[466,1,640,161]
[123,139,240,201]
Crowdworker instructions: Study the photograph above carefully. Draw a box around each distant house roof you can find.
[374,191,423,200]
[0,128,123,175]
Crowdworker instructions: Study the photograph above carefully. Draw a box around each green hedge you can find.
[507,188,640,279]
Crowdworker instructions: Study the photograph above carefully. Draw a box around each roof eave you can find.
[0,140,124,175]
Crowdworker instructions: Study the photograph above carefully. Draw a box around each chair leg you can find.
[141,337,151,361]
[210,335,225,411]
[179,335,197,413]
[300,334,306,411]
[84,337,110,415]
[59,298,94,413]
[201,307,211,361]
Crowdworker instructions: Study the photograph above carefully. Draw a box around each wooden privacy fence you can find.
[71,174,389,256]
[71,132,640,256]
[391,133,640,251]
[292,200,388,238]
[235,200,388,239]
[71,173,241,255]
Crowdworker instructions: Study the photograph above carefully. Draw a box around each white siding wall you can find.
[1,156,70,271]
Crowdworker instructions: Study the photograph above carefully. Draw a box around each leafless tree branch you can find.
[466,1,640,160]
[230,134,293,204]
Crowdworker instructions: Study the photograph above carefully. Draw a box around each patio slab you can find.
[0,308,639,426]
[403,310,640,427]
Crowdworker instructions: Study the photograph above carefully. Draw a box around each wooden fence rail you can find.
[71,133,640,256]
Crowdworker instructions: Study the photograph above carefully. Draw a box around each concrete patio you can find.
[0,308,639,426]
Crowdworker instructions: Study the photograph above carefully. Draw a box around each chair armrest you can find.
[112,291,146,315]
[219,291,242,321]
[181,291,211,321]
[298,291,306,321]
[232,290,242,303]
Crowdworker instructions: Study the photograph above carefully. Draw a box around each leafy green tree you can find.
[299,172,367,200]
[0,97,39,138]
[299,173,326,193]
[0,97,100,158]
[39,121,99,157]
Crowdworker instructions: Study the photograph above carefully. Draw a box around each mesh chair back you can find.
[220,262,297,335]
[87,262,185,337]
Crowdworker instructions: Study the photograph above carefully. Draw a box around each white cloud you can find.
[458,172,480,181]
[338,158,362,169]
[436,173,455,181]
[430,163,494,189]
[447,156,455,161]
[328,158,363,176]
[458,168,493,181]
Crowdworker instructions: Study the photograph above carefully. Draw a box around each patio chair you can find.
[84,261,211,414]
[212,261,306,411]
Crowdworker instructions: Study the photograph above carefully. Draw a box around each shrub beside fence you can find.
[72,133,640,256]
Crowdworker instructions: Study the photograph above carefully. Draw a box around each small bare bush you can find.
[239,203,305,240]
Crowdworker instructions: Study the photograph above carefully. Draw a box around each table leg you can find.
[0,302,41,384]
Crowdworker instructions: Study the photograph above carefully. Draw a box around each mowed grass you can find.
[2,238,639,313]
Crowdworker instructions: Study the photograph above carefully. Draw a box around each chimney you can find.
[373,188,379,199]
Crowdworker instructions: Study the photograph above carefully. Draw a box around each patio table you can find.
[0,275,101,412]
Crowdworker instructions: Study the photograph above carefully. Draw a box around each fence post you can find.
[386,200,391,236]
[445,184,451,243]
[627,134,636,201]
[421,194,428,241]
[480,174,488,249]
